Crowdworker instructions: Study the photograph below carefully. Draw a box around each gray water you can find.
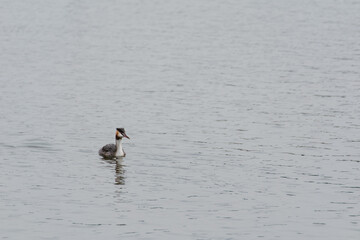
[0,0,359,239]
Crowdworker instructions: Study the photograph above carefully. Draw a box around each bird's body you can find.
[99,128,129,159]
[98,143,122,158]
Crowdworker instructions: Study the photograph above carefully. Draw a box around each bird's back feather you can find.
[99,143,117,158]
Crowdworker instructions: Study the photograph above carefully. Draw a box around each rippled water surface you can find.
[1,0,359,239]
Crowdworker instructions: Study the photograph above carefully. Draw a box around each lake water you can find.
[0,0,359,239]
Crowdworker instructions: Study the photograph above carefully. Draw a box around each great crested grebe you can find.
[99,128,130,158]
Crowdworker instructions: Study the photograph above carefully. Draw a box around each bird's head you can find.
[116,128,130,140]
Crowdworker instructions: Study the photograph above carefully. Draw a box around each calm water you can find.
[1,0,359,239]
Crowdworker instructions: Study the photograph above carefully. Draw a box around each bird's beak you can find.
[123,133,130,139]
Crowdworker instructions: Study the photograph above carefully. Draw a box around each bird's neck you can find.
[115,139,125,157]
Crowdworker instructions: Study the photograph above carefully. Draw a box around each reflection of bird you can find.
[101,159,126,185]
[99,128,130,159]
[115,160,125,185]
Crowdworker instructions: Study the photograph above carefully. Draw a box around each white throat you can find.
[115,138,125,157]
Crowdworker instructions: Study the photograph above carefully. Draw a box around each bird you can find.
[99,128,130,159]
